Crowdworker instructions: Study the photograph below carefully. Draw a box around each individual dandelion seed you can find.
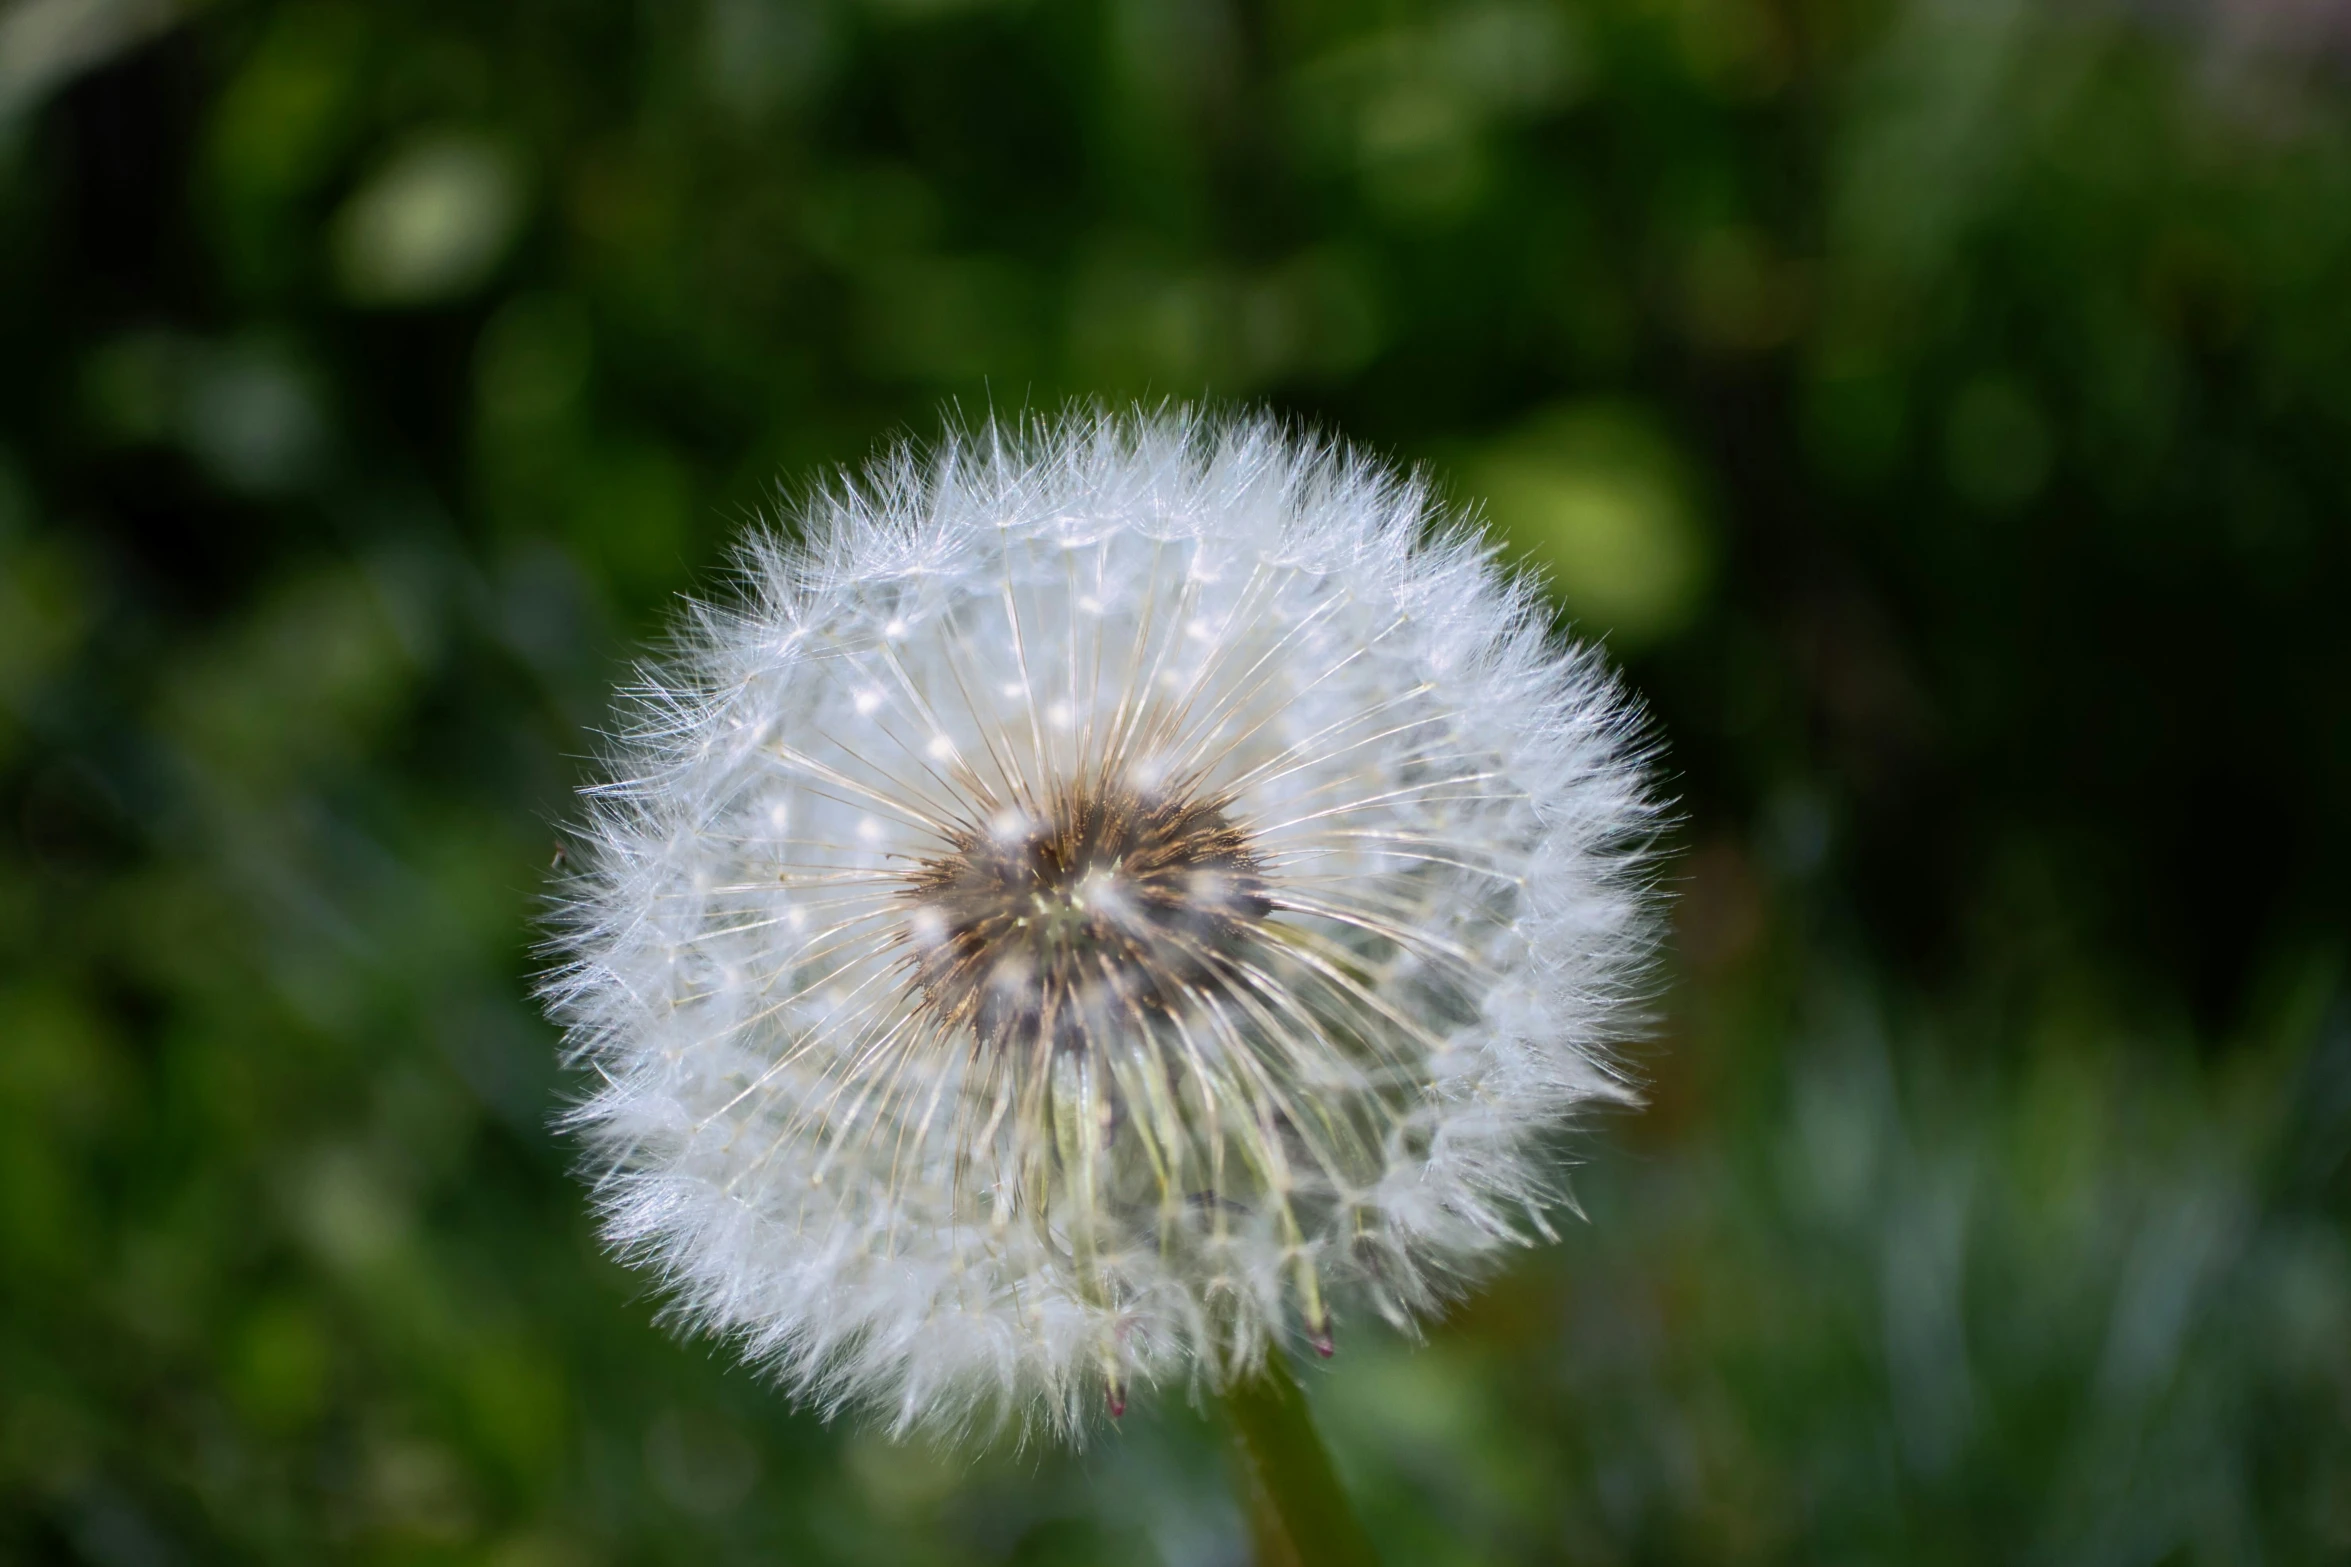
[543,407,1661,1438]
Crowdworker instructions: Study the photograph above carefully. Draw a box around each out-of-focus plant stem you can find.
[1221,1353,1379,1567]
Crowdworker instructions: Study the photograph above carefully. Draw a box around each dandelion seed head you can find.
[544,407,1661,1437]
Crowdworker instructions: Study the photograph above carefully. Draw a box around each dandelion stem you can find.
[1221,1354,1378,1567]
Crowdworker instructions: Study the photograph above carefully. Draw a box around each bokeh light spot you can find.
[1471,401,1712,648]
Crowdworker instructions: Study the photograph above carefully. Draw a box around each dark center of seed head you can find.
[902,781,1272,1052]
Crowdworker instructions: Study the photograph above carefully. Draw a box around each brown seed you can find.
[900,778,1272,1056]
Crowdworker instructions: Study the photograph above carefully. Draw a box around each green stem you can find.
[1221,1354,1379,1567]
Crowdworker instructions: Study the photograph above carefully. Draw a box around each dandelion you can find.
[545,408,1658,1439]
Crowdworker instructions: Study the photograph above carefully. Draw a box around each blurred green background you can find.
[4,0,2349,1561]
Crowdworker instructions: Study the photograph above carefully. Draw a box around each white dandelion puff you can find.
[543,407,1662,1437]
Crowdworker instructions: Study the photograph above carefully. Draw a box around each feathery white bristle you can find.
[543,406,1661,1437]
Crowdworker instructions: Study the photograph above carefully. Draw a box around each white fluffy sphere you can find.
[545,408,1659,1435]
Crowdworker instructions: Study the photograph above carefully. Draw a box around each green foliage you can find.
[3,0,2347,1561]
